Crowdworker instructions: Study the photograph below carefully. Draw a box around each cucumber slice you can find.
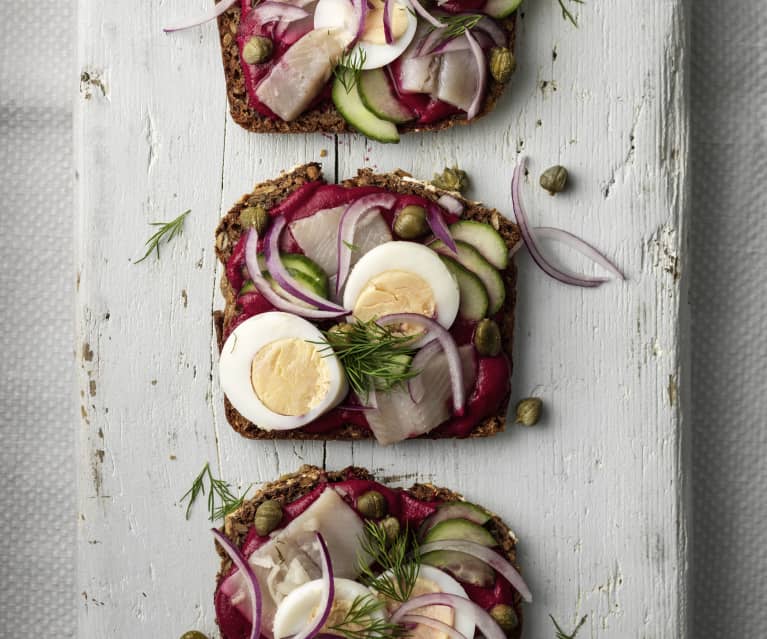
[430,240,505,314]
[332,70,400,144]
[239,280,256,295]
[280,253,329,297]
[449,220,509,270]
[359,69,415,124]
[264,272,326,308]
[423,518,497,546]
[485,0,523,19]
[421,550,495,587]
[420,500,493,538]
[440,255,489,321]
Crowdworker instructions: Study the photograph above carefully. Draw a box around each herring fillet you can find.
[435,50,479,112]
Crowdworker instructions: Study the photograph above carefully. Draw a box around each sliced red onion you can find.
[351,0,369,46]
[474,16,506,47]
[293,533,335,639]
[377,313,465,415]
[337,403,374,412]
[383,0,395,44]
[436,194,464,215]
[245,229,349,319]
[163,0,238,32]
[401,615,467,639]
[212,528,262,639]
[419,540,533,603]
[391,593,505,639]
[416,28,446,56]
[532,227,625,280]
[407,340,442,402]
[511,160,609,288]
[265,216,347,312]
[427,203,458,254]
[335,193,398,296]
[465,31,486,120]
[253,1,310,24]
[409,0,444,28]
[420,30,491,56]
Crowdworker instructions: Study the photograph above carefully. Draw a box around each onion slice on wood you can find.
[531,227,625,281]
[211,528,263,639]
[419,539,533,603]
[163,0,238,33]
[401,615,468,639]
[245,228,349,319]
[511,159,609,288]
[427,203,458,253]
[377,313,465,415]
[265,216,347,312]
[465,31,486,120]
[391,593,506,639]
[293,533,335,639]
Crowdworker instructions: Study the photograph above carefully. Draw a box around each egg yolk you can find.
[352,270,436,335]
[250,338,330,416]
[363,0,409,45]
[386,577,456,639]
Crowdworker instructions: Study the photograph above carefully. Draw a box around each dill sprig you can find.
[329,594,409,639]
[180,462,251,521]
[550,614,587,639]
[358,520,420,603]
[437,13,483,39]
[334,48,368,93]
[557,0,584,27]
[315,319,419,399]
[135,209,190,263]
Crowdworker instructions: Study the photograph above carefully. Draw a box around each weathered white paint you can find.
[76,1,688,637]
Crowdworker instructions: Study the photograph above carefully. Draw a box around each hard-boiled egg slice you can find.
[219,312,347,430]
[314,0,418,69]
[342,241,460,340]
[273,578,380,639]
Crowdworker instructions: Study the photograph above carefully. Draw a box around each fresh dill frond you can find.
[135,209,190,263]
[550,614,587,639]
[557,0,584,26]
[437,13,483,39]
[358,520,420,603]
[329,594,409,639]
[314,319,419,400]
[180,462,251,521]
[343,240,361,251]
[334,48,368,93]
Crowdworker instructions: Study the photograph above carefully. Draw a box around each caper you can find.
[180,632,209,639]
[515,397,542,426]
[432,166,469,193]
[379,516,401,544]
[473,319,502,357]
[254,499,283,536]
[357,490,387,519]
[394,205,429,239]
[490,604,519,633]
[239,205,270,236]
[489,47,516,83]
[242,36,273,65]
[539,165,568,195]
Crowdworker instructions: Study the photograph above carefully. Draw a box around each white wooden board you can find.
[76,1,688,637]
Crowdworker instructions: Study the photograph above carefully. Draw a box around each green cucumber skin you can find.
[358,69,415,125]
[280,253,329,296]
[421,549,495,587]
[423,518,497,547]
[485,0,523,19]
[332,72,400,144]
[440,255,489,321]
[449,220,509,270]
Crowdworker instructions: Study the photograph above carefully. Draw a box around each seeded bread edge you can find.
[216,464,523,639]
[213,163,520,441]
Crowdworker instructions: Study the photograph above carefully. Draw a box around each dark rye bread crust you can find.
[216,2,517,134]
[217,465,523,639]
[213,163,520,440]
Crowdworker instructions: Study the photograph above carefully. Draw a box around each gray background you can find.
[0,2,764,637]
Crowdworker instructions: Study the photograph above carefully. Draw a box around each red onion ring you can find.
[351,0,369,46]
[212,528,263,639]
[531,227,625,280]
[474,16,506,47]
[409,0,444,28]
[511,160,609,288]
[416,28,446,56]
[163,0,238,32]
[245,229,349,319]
[253,1,310,24]
[419,540,533,603]
[427,203,458,254]
[335,193,398,296]
[376,313,465,415]
[265,216,347,312]
[419,31,492,56]
[383,0,395,44]
[465,31,486,120]
[436,194,464,215]
[293,533,335,639]
[391,593,505,639]
[401,615,467,639]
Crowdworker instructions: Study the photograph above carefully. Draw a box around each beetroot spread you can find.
[223,179,511,438]
[215,474,513,639]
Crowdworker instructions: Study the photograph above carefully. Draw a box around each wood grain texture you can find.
[76,1,689,637]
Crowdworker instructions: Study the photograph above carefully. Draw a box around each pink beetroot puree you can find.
[224,180,511,437]
[215,474,511,639]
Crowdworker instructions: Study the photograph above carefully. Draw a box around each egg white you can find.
[314,0,418,69]
[342,241,460,334]
[219,312,347,430]
[273,578,379,639]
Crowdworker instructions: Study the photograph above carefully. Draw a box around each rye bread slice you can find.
[213,163,520,441]
[216,464,524,639]
[216,3,517,134]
